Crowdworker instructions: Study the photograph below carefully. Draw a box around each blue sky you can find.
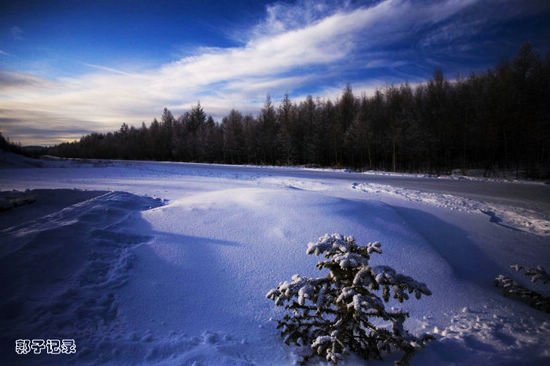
[1,0,550,145]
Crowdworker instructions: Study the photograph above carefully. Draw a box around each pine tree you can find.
[258,95,279,164]
[278,94,296,164]
[267,234,432,365]
[222,109,246,164]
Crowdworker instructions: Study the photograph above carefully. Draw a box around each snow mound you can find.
[159,187,267,211]
[352,182,550,236]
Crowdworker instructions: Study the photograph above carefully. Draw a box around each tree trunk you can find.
[392,139,397,172]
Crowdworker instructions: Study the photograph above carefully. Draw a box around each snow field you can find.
[1,159,549,365]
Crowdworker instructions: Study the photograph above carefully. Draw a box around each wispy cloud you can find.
[250,0,346,38]
[0,0,537,145]
[0,111,105,145]
[82,63,136,76]
[0,71,51,88]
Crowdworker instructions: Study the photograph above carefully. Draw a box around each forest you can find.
[47,44,550,178]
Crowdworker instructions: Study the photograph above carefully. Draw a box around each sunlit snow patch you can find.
[257,177,329,191]
[352,182,550,236]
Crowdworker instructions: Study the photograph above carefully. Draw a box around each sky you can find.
[1,0,550,146]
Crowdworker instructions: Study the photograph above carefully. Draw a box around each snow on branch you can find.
[267,234,432,365]
[510,264,550,285]
[495,264,550,313]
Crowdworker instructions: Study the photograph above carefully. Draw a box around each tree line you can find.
[0,133,27,156]
[48,44,550,178]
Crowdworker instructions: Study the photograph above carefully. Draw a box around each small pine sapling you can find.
[266,234,433,365]
[495,264,550,313]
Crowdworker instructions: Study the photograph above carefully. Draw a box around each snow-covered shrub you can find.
[495,264,550,313]
[266,234,433,365]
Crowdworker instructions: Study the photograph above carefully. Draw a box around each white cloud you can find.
[252,0,347,37]
[0,0,481,145]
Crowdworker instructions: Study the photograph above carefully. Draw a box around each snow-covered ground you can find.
[0,157,549,365]
[352,182,549,236]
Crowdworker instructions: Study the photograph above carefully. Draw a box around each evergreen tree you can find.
[267,234,432,365]
[222,109,246,164]
[258,95,279,164]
